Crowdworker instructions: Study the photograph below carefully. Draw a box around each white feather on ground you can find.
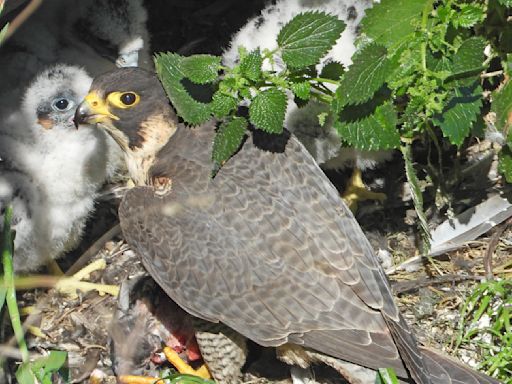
[223,0,393,170]
[0,65,120,272]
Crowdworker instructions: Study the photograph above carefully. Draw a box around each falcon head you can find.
[23,65,92,131]
[74,67,177,155]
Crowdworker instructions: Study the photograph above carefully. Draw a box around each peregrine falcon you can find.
[223,0,392,209]
[75,67,498,384]
[0,65,121,272]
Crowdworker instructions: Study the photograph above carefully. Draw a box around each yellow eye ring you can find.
[107,91,140,109]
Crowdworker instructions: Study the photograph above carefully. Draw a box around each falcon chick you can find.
[223,0,392,210]
[0,0,150,110]
[75,67,498,384]
[0,65,120,272]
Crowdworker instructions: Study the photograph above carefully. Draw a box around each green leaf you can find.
[505,54,512,77]
[318,112,328,127]
[164,373,216,384]
[499,145,512,183]
[16,363,37,384]
[181,55,221,84]
[452,4,486,28]
[451,37,486,77]
[334,102,400,150]
[249,88,287,133]
[497,0,512,6]
[377,368,400,384]
[361,0,424,47]
[433,85,482,147]
[336,43,391,106]
[239,49,263,82]
[492,80,512,131]
[16,351,69,384]
[212,117,247,170]
[155,52,212,125]
[320,61,344,80]
[32,351,67,373]
[400,144,431,253]
[211,92,238,118]
[278,11,345,69]
[290,81,311,101]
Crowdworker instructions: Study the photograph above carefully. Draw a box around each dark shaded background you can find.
[144,0,268,56]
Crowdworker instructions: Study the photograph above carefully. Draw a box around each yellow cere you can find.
[84,92,120,121]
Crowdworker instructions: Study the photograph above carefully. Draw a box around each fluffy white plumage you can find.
[223,0,393,170]
[0,0,150,106]
[0,65,120,272]
[0,0,150,271]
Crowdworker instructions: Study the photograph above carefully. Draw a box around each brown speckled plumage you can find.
[82,68,500,384]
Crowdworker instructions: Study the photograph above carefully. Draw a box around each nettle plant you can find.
[155,0,512,250]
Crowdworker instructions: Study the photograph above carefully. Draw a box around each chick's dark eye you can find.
[120,92,136,105]
[53,98,69,110]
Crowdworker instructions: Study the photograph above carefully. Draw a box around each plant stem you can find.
[425,121,444,180]
[309,89,333,104]
[1,206,29,362]
[421,0,435,74]
[310,77,340,85]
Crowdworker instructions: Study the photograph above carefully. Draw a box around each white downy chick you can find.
[223,0,393,171]
[0,0,150,109]
[0,65,119,272]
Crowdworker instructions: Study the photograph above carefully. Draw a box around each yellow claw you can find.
[55,258,119,298]
[118,375,165,384]
[27,325,47,338]
[55,278,119,298]
[342,168,386,212]
[163,346,212,379]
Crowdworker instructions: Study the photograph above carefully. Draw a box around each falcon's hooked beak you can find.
[74,92,119,128]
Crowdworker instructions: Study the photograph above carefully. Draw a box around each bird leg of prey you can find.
[342,168,387,212]
[163,347,212,379]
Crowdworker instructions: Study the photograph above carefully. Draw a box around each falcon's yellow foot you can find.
[342,168,386,213]
[119,375,165,384]
[55,259,119,298]
[19,306,47,339]
[163,346,212,379]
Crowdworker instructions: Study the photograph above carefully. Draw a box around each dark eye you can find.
[120,92,136,105]
[52,98,73,111]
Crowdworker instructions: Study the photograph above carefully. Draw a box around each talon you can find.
[342,168,386,212]
[55,259,119,298]
[27,325,46,338]
[119,375,165,384]
[163,346,212,379]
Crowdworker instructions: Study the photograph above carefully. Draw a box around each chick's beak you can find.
[74,92,119,128]
[74,102,90,128]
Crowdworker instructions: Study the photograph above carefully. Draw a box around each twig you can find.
[66,223,121,276]
[481,70,503,79]
[2,0,42,43]
[483,217,512,280]
[70,349,101,384]
[391,274,481,294]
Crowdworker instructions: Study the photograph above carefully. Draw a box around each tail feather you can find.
[420,347,501,384]
[384,313,431,384]
[384,313,500,383]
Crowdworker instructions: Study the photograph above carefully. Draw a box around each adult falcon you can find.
[75,67,499,384]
